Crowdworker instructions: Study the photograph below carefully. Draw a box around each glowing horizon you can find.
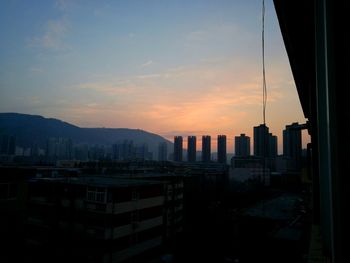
[0,0,309,154]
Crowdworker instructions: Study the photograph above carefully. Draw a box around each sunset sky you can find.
[0,0,309,153]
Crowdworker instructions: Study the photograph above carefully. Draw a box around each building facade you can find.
[201,136,211,163]
[253,124,269,158]
[187,136,196,162]
[26,176,169,262]
[235,134,250,157]
[158,142,168,161]
[269,133,278,158]
[0,134,16,155]
[283,122,302,171]
[173,136,183,162]
[217,135,227,164]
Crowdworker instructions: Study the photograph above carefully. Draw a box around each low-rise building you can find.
[26,175,167,262]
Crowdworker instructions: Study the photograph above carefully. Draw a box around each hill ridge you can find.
[0,113,172,154]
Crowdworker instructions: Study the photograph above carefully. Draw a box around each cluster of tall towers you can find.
[172,122,302,165]
[173,135,227,163]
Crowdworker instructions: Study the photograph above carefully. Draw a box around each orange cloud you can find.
[56,57,308,152]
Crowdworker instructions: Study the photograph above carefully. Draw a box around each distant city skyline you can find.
[0,0,309,153]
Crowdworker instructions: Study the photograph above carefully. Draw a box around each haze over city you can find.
[0,0,308,152]
[1,1,346,262]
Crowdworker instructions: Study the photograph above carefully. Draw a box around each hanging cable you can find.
[261,0,267,191]
[262,0,267,125]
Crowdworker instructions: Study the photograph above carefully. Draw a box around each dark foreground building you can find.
[274,1,350,262]
[26,176,168,262]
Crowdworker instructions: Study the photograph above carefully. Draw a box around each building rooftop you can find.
[241,193,301,221]
[30,175,164,188]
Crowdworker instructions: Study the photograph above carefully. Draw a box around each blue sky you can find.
[0,0,308,152]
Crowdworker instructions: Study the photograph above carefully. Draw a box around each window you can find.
[130,210,139,222]
[86,186,106,203]
[0,182,17,200]
[132,191,139,201]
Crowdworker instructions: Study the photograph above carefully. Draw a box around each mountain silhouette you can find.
[0,113,172,154]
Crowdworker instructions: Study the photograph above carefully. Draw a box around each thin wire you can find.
[262,0,267,125]
[261,0,267,211]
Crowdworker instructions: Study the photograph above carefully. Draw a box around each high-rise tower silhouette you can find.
[201,135,211,163]
[187,136,196,162]
[217,135,227,164]
[283,122,302,170]
[173,136,183,162]
[235,133,250,157]
[158,142,168,161]
[253,124,269,158]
